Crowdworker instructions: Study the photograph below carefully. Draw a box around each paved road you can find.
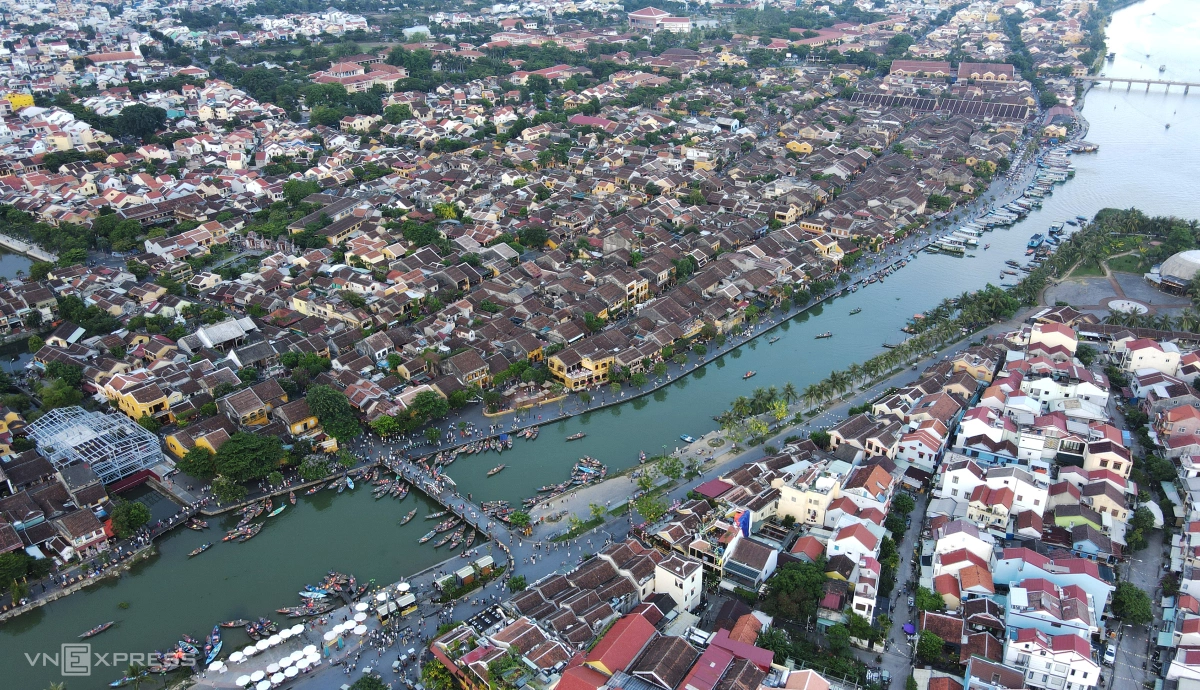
[1109,529,1165,688]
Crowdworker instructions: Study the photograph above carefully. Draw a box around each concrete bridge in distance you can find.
[1083,76,1200,93]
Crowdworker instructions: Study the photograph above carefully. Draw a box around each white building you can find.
[1003,628,1101,690]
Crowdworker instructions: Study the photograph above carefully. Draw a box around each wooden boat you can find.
[432,533,454,548]
[80,621,115,639]
[434,517,461,533]
[400,509,418,525]
[426,511,448,520]
[289,490,296,505]
[419,530,436,544]
[238,523,263,542]
[768,336,780,344]
[815,332,833,339]
[186,518,207,531]
[849,308,862,315]
[267,505,286,517]
[487,465,506,477]
[680,435,697,443]
[346,476,355,490]
[219,619,249,628]
[743,371,756,379]
[566,432,586,441]
[188,543,212,557]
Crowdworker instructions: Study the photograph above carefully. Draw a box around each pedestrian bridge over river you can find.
[1084,76,1200,93]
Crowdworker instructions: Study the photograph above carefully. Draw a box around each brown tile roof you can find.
[630,636,700,689]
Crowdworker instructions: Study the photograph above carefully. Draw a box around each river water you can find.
[5,1,1200,687]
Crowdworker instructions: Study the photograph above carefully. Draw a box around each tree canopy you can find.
[305,385,362,440]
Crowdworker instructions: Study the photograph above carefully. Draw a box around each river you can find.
[5,1,1200,687]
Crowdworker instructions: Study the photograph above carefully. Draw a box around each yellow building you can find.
[5,92,34,110]
[548,349,615,391]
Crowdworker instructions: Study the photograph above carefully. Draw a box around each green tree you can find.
[306,384,362,440]
[914,585,945,611]
[507,575,527,592]
[349,676,389,690]
[1075,343,1097,366]
[178,446,216,478]
[39,378,82,409]
[410,390,450,424]
[659,455,684,481]
[761,559,828,622]
[892,492,916,516]
[634,494,668,522]
[825,623,850,655]
[916,630,943,663]
[214,432,285,482]
[110,501,151,538]
[809,430,831,450]
[26,335,44,353]
[136,413,161,433]
[1112,581,1153,625]
[420,658,456,690]
[115,103,167,140]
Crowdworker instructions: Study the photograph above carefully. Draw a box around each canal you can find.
[5,0,1200,687]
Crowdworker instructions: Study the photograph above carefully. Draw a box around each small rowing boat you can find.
[566,432,586,441]
[289,490,296,505]
[849,307,861,315]
[188,543,212,557]
[426,510,448,520]
[400,509,417,525]
[815,332,833,339]
[219,619,250,628]
[80,621,115,639]
[305,483,325,495]
[487,464,506,477]
[186,518,207,531]
[743,371,756,379]
[418,530,436,544]
[768,336,780,344]
[268,505,285,517]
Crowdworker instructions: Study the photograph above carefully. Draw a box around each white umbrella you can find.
[243,645,258,657]
[235,675,251,686]
[279,628,294,640]
[266,663,280,674]
[255,640,270,652]
[267,634,282,647]
[289,624,304,636]
[209,661,225,672]
[296,658,311,671]
[353,625,367,635]
[285,666,299,678]
[354,612,367,622]
[256,681,271,690]
[376,592,388,602]
[229,652,246,664]
[290,650,305,662]
[355,602,369,611]
[302,645,317,655]
[271,672,285,685]
[323,631,338,643]
[250,670,266,682]
[398,582,410,592]
[306,654,322,666]
[280,657,294,669]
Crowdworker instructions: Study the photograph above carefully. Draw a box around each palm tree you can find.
[1179,308,1200,333]
[802,383,822,408]
[127,663,148,690]
[828,370,851,397]
[731,396,752,419]
[781,382,799,406]
[846,363,864,390]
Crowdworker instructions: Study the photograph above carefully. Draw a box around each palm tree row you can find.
[1105,307,1200,332]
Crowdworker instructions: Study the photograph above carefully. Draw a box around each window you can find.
[952,475,959,484]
